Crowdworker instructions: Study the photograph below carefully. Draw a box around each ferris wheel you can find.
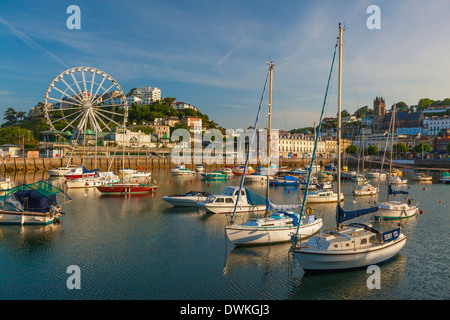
[44,67,128,138]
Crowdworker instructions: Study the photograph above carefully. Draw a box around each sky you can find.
[0,0,449,131]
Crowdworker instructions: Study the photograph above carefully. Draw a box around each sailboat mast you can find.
[265,61,274,216]
[388,103,396,202]
[337,23,343,218]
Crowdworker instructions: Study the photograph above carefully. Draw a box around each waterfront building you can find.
[423,105,450,114]
[182,116,202,129]
[173,102,198,112]
[146,124,170,141]
[0,144,21,158]
[103,127,155,148]
[396,127,427,136]
[423,115,450,136]
[278,132,325,158]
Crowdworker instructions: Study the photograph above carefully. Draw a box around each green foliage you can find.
[0,126,38,148]
[353,105,373,117]
[127,97,217,130]
[3,107,18,124]
[391,102,408,111]
[132,126,155,135]
[393,142,409,155]
[345,144,359,155]
[413,142,431,153]
[366,144,378,156]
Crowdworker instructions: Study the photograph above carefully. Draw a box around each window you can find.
[226,198,234,203]
[216,198,224,203]
[361,238,367,245]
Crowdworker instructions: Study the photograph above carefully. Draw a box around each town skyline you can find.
[1,1,450,130]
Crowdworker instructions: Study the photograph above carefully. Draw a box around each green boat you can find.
[201,171,228,180]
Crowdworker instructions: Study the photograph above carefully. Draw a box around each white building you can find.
[423,115,450,136]
[278,132,325,158]
[173,102,198,112]
[103,127,155,148]
[133,87,161,102]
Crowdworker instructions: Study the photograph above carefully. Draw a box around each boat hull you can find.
[374,202,418,219]
[0,210,60,225]
[97,184,158,195]
[162,196,208,206]
[226,219,323,246]
[293,235,406,272]
[197,202,266,214]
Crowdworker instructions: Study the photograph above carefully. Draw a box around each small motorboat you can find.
[64,166,98,180]
[170,165,196,175]
[201,171,228,180]
[195,164,205,173]
[411,172,432,181]
[0,181,71,225]
[162,191,211,206]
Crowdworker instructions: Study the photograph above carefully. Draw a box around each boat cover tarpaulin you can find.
[388,185,409,195]
[244,187,266,206]
[266,197,301,211]
[337,205,379,224]
[82,166,99,174]
[0,181,71,213]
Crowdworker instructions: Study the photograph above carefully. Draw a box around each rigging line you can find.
[343,37,361,110]
[293,41,338,242]
[230,67,270,224]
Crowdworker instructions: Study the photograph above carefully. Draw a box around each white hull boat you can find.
[352,183,378,196]
[389,176,408,184]
[374,201,418,220]
[46,166,75,177]
[304,190,344,203]
[292,224,407,272]
[226,212,322,246]
[171,165,196,175]
[197,186,266,214]
[411,173,432,181]
[162,191,211,206]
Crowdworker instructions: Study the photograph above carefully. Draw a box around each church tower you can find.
[373,96,386,132]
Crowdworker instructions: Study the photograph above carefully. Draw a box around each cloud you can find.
[0,16,69,68]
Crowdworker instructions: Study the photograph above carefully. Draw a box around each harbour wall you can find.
[2,157,449,172]
[1,157,335,172]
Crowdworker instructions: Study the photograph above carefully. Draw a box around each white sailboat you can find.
[352,132,378,196]
[291,24,406,272]
[374,104,418,220]
[225,62,322,245]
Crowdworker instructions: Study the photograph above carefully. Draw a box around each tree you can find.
[413,142,431,154]
[447,142,450,153]
[393,142,409,157]
[16,111,26,121]
[345,144,359,155]
[366,144,378,156]
[3,107,17,123]
[391,102,408,111]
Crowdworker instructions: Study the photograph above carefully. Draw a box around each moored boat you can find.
[162,191,211,206]
[201,171,228,180]
[197,186,266,214]
[0,181,71,225]
[64,166,98,180]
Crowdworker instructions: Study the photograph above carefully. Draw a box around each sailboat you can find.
[291,24,406,272]
[352,131,378,196]
[225,62,322,246]
[96,125,158,195]
[373,104,418,219]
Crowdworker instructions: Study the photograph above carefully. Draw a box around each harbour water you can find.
[0,169,448,300]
